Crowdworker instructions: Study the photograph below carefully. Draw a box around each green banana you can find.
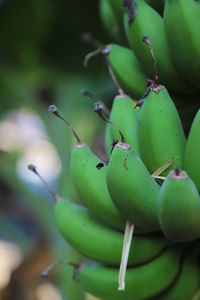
[28,163,167,267]
[137,83,186,175]
[55,199,167,266]
[153,242,200,300]
[184,109,200,192]
[76,245,184,300]
[49,104,125,231]
[105,94,140,156]
[164,0,200,88]
[107,44,147,99]
[71,142,126,231]
[106,141,160,231]
[123,0,195,93]
[157,168,200,242]
[99,0,124,42]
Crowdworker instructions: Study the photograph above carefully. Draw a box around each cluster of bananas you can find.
[30,0,200,299]
[100,0,200,98]
[47,86,200,300]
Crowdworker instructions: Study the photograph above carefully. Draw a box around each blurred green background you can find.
[0,1,116,299]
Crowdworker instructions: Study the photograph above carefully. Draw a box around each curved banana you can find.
[123,0,195,93]
[184,109,200,192]
[106,141,160,232]
[107,44,147,99]
[153,242,200,300]
[164,0,200,88]
[99,0,124,42]
[137,84,186,175]
[157,168,200,242]
[76,245,184,300]
[105,94,140,155]
[71,142,126,231]
[28,163,167,267]
[55,199,167,266]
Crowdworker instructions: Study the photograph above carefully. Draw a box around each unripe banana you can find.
[28,164,167,267]
[71,142,125,231]
[164,0,200,88]
[107,141,160,231]
[49,104,125,232]
[137,84,186,175]
[55,199,167,266]
[107,44,147,99]
[157,168,200,242]
[153,242,200,300]
[105,94,140,156]
[76,245,184,300]
[123,0,195,93]
[184,109,200,192]
[99,0,124,42]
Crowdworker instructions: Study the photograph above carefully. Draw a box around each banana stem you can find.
[118,221,134,291]
[102,46,124,96]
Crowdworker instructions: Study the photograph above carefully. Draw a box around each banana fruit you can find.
[99,0,122,42]
[137,83,186,175]
[153,242,200,300]
[71,142,126,231]
[123,0,195,93]
[55,199,167,266]
[76,245,184,300]
[107,141,160,232]
[184,108,200,192]
[164,0,200,88]
[157,168,200,242]
[105,94,140,155]
[107,44,147,99]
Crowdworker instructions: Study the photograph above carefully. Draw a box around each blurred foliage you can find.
[0,0,115,299]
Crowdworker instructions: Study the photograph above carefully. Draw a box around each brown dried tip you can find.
[174,167,181,176]
[94,102,125,143]
[102,47,110,55]
[169,168,187,180]
[81,89,110,114]
[48,104,81,143]
[41,261,80,280]
[94,102,104,113]
[123,0,137,24]
[27,164,37,173]
[48,104,57,113]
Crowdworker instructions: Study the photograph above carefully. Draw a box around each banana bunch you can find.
[29,0,200,299]
[99,0,200,98]
[38,90,200,300]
